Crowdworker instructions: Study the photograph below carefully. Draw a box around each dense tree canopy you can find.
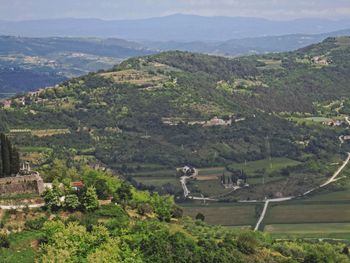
[0,132,20,177]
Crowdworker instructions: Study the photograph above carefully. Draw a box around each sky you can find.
[0,0,349,21]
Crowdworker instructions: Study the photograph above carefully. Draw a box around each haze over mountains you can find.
[0,36,155,97]
[2,14,350,41]
[1,14,350,97]
[144,28,350,55]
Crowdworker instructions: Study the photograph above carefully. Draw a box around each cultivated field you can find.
[264,203,350,224]
[182,203,257,226]
[10,128,70,137]
[227,157,301,175]
[133,176,182,191]
[265,223,350,240]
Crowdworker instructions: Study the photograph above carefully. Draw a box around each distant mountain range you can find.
[2,14,350,41]
[1,14,350,97]
[144,28,350,56]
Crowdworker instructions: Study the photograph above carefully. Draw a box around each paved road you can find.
[178,153,350,230]
[180,171,218,201]
[254,200,270,231]
[253,152,350,231]
[346,116,350,126]
[180,176,190,197]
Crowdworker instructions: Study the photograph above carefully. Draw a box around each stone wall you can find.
[0,174,44,196]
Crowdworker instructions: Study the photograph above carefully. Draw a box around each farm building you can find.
[1,100,12,109]
[179,166,197,177]
[205,117,232,127]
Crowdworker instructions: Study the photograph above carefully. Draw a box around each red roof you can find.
[71,181,84,188]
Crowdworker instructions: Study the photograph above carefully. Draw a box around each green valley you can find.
[1,29,350,263]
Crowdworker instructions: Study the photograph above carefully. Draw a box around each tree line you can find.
[0,133,20,177]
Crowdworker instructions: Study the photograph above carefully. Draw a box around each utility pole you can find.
[266,136,272,170]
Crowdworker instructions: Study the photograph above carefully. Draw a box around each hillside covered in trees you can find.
[1,37,350,199]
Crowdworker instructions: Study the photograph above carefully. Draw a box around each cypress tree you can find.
[10,146,20,175]
[0,140,3,177]
[0,133,11,175]
[0,133,20,176]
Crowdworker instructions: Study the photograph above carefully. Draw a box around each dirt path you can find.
[0,203,45,210]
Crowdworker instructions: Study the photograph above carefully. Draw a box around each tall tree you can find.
[10,146,20,175]
[1,133,10,176]
[0,133,20,177]
[0,144,3,177]
[82,186,100,211]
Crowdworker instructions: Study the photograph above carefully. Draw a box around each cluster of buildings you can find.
[162,116,245,127]
[221,174,249,189]
[0,86,53,109]
[179,165,198,177]
[312,56,330,65]
[323,119,344,127]
[1,96,28,109]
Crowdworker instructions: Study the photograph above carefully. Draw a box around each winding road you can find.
[253,152,350,231]
[179,152,350,229]
[180,172,218,201]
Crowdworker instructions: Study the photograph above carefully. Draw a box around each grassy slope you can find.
[0,231,42,263]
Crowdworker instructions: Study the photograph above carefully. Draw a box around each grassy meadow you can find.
[181,203,258,226]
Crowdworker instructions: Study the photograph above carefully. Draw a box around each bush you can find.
[171,205,183,219]
[64,194,81,211]
[80,214,98,232]
[65,214,80,223]
[137,203,153,215]
[25,216,48,230]
[195,213,205,221]
[0,234,10,248]
[95,204,128,218]
[104,218,128,233]
[236,232,260,255]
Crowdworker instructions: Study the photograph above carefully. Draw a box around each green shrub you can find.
[171,205,183,219]
[137,202,153,215]
[25,216,48,230]
[0,234,10,248]
[236,232,260,255]
[65,214,81,223]
[64,194,81,211]
[195,212,205,221]
[95,204,128,218]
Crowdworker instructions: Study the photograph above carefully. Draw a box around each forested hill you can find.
[124,36,350,113]
[1,37,350,199]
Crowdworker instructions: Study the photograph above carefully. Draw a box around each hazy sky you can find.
[1,0,349,21]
